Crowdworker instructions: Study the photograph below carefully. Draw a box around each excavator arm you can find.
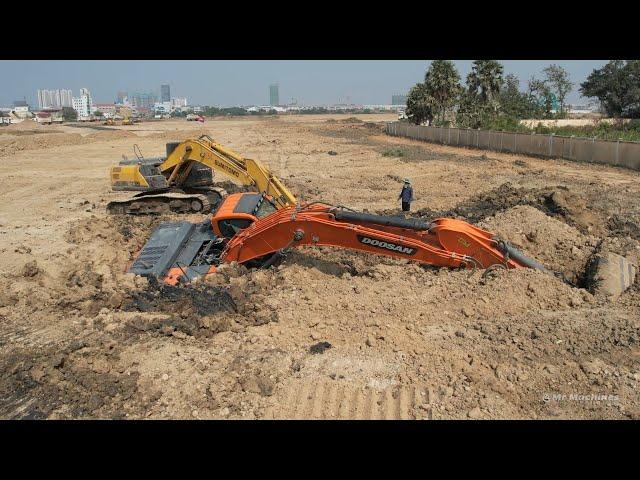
[159,135,297,209]
[221,204,534,270]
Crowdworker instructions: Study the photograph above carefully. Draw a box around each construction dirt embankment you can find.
[0,115,638,419]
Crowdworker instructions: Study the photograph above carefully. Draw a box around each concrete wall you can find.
[385,122,640,171]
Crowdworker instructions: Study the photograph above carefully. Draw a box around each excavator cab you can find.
[211,192,278,237]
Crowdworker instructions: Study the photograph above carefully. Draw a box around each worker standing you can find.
[398,179,414,212]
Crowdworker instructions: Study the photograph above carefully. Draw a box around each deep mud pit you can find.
[1,116,639,419]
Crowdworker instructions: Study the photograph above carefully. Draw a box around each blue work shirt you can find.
[399,185,414,203]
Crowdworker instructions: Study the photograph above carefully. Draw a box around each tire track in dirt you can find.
[0,324,65,350]
[264,379,430,419]
[0,393,38,419]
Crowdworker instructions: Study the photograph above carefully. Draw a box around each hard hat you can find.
[403,178,411,184]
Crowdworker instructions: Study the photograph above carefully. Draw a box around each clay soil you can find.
[0,115,638,419]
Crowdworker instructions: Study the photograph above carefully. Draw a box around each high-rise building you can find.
[72,88,93,118]
[171,97,188,108]
[392,94,408,106]
[129,92,157,110]
[116,91,128,104]
[161,84,171,103]
[37,89,73,109]
[269,84,279,107]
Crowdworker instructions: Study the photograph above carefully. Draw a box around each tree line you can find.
[405,60,640,128]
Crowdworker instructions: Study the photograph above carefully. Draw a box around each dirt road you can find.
[0,115,638,419]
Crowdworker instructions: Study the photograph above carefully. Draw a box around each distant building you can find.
[161,84,171,103]
[13,100,28,108]
[37,89,73,109]
[392,94,407,106]
[153,102,173,114]
[171,97,188,108]
[94,103,117,118]
[269,84,279,107]
[567,103,601,115]
[129,92,157,110]
[41,108,64,123]
[363,104,405,111]
[35,111,52,124]
[116,91,128,104]
[116,105,133,118]
[12,105,31,119]
[247,105,285,113]
[72,88,93,119]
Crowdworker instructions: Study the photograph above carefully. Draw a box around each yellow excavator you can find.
[107,135,296,215]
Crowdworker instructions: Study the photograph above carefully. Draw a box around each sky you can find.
[0,60,608,107]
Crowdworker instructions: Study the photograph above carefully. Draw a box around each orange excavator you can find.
[129,193,548,285]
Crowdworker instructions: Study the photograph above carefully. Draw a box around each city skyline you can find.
[0,60,608,108]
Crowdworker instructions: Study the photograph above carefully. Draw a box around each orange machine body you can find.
[130,200,543,286]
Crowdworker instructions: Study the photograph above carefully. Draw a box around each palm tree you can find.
[424,60,461,124]
[467,60,504,106]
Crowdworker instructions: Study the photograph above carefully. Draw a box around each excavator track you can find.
[106,187,227,215]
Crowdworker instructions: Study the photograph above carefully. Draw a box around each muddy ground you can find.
[0,115,638,419]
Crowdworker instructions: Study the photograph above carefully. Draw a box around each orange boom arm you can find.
[221,203,530,270]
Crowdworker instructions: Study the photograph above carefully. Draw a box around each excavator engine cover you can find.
[129,220,223,282]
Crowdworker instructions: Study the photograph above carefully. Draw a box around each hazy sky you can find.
[0,60,608,107]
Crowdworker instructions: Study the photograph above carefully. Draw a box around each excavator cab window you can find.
[218,218,254,238]
[254,196,278,219]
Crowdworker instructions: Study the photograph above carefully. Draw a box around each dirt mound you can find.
[86,130,137,140]
[148,128,210,141]
[479,205,598,283]
[445,183,552,223]
[607,215,640,240]
[3,120,53,131]
[340,117,364,124]
[409,183,609,238]
[0,133,86,157]
[124,278,237,332]
[0,125,139,157]
[285,178,323,201]
[0,337,156,419]
[3,116,640,420]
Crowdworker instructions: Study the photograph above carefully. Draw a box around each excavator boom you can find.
[221,204,524,269]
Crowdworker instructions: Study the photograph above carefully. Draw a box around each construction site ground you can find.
[1,114,639,420]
